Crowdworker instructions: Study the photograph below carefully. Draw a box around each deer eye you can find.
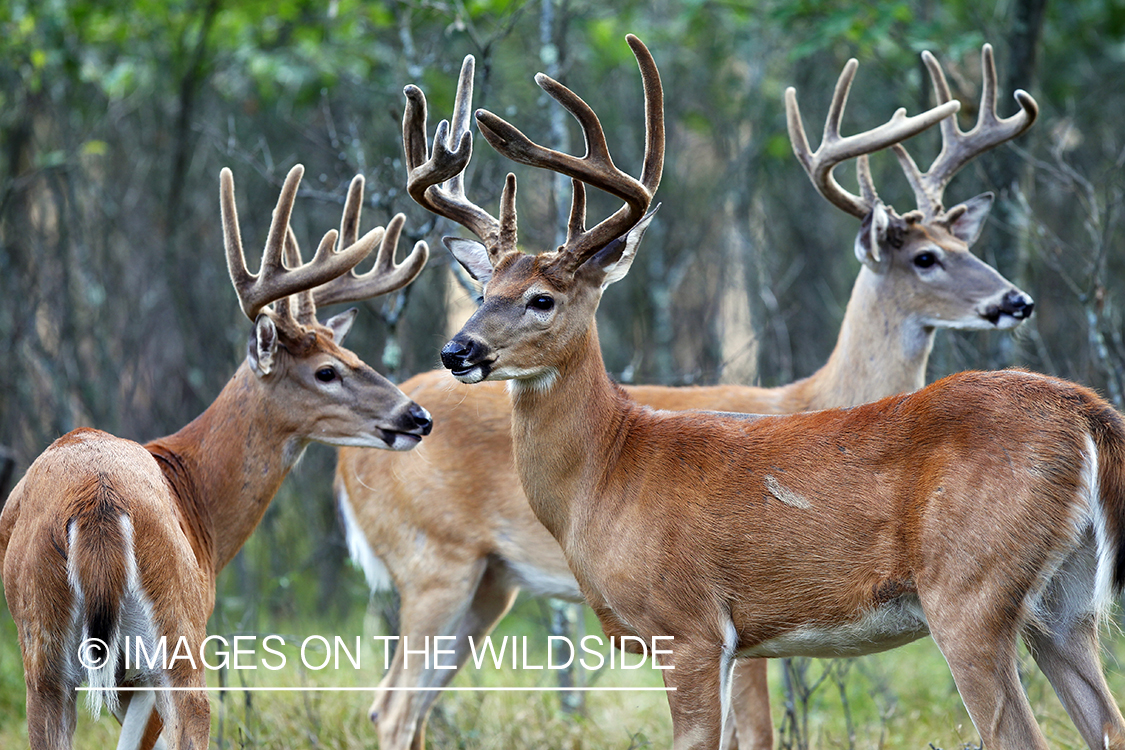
[528,294,555,312]
[315,366,338,383]
[913,252,938,269]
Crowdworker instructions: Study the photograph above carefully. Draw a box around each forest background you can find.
[0,0,1123,747]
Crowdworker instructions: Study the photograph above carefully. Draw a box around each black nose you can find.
[441,336,482,371]
[1001,290,1034,320]
[409,403,433,435]
[441,339,469,370]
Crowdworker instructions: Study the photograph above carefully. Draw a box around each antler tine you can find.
[786,60,960,219]
[221,168,252,311]
[222,164,300,320]
[311,174,428,308]
[403,55,503,247]
[221,164,378,321]
[279,174,426,313]
[446,55,477,205]
[278,225,317,325]
[475,33,663,267]
[631,34,665,196]
[314,213,429,307]
[893,43,1039,220]
[338,172,365,247]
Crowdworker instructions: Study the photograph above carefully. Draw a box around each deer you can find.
[333,39,1040,750]
[430,33,1125,750]
[0,164,433,750]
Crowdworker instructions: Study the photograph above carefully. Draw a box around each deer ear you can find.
[248,313,278,375]
[583,206,659,289]
[854,202,891,268]
[323,308,358,344]
[443,237,493,284]
[946,192,993,245]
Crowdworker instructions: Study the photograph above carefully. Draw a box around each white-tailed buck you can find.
[438,35,1124,750]
[335,40,1039,750]
[0,166,433,750]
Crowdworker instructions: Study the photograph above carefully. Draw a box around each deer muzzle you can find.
[441,335,492,384]
[983,289,1035,328]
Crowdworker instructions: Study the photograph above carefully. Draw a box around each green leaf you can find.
[81,140,108,156]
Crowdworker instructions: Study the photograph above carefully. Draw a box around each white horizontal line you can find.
[76,686,675,692]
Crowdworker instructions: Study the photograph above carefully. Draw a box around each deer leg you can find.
[937,639,1045,750]
[409,560,520,749]
[115,690,161,750]
[156,667,208,750]
[1022,540,1125,750]
[1025,615,1125,749]
[926,604,1047,750]
[661,638,732,750]
[726,659,773,750]
[111,692,167,750]
[162,689,208,750]
[139,707,166,750]
[371,555,493,750]
[25,679,77,750]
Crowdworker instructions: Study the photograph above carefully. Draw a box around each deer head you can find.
[786,44,1038,330]
[399,35,662,388]
[222,165,433,449]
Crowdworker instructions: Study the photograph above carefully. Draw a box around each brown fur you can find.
[0,313,426,750]
[374,35,1035,750]
[336,183,1032,750]
[68,465,129,663]
[440,239,1121,750]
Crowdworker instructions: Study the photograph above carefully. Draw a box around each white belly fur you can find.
[741,595,930,659]
[503,558,583,601]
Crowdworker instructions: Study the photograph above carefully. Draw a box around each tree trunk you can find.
[986,0,1048,367]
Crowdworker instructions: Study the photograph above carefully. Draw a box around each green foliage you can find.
[3,0,1125,745]
[771,0,915,59]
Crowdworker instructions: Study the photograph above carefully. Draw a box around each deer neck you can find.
[507,325,629,546]
[791,266,934,410]
[145,362,306,575]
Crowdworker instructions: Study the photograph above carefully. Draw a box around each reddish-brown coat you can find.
[0,167,430,750]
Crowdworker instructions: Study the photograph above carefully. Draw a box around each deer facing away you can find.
[0,166,433,750]
[335,39,1037,750]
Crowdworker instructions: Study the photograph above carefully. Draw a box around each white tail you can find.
[0,166,432,750]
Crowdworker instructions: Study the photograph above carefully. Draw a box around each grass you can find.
[3,593,1125,748]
